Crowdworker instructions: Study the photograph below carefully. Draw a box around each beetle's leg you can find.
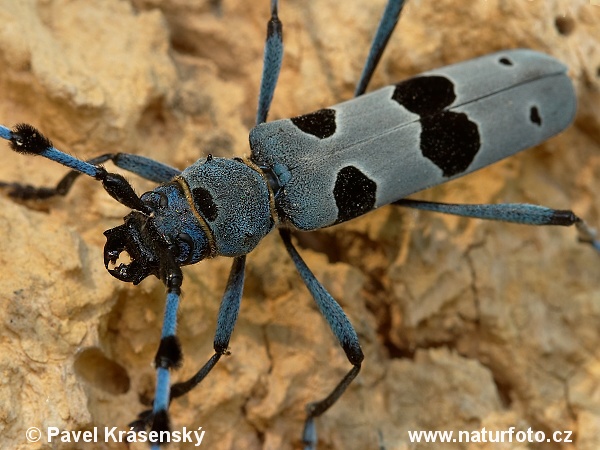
[131,256,246,440]
[280,229,364,450]
[256,0,283,125]
[170,255,246,398]
[130,248,184,450]
[395,199,600,252]
[355,0,406,97]
[378,430,386,450]
[0,124,180,200]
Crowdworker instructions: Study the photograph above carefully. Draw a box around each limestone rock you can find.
[0,1,598,449]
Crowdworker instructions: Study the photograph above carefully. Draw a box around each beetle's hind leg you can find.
[280,230,364,450]
[395,199,600,252]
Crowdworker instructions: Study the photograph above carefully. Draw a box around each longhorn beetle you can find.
[1,0,598,449]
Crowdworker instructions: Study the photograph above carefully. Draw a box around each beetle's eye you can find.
[177,233,194,264]
[141,191,168,209]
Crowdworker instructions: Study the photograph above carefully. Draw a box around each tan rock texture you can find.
[0,0,599,449]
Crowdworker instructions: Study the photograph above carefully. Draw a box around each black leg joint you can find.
[9,123,53,154]
[267,11,282,39]
[344,340,364,366]
[99,170,149,213]
[165,268,183,295]
[154,335,183,369]
[129,409,153,432]
[150,409,170,435]
[550,210,580,226]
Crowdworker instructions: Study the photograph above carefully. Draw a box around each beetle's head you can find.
[103,183,213,284]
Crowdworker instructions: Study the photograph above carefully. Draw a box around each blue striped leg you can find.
[378,430,386,450]
[280,229,364,450]
[355,0,406,96]
[130,256,246,444]
[169,255,246,398]
[0,124,180,200]
[256,0,283,125]
[395,199,600,252]
[150,294,182,447]
[143,252,184,450]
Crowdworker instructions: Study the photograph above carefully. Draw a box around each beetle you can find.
[1,0,600,450]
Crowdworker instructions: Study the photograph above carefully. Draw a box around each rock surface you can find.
[0,0,599,449]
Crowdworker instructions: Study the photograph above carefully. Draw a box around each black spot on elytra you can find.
[290,108,336,139]
[192,186,218,221]
[499,57,513,66]
[392,76,456,116]
[421,113,480,176]
[392,75,481,177]
[333,166,376,224]
[530,106,542,126]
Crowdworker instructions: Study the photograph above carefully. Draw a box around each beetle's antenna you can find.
[0,124,149,213]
